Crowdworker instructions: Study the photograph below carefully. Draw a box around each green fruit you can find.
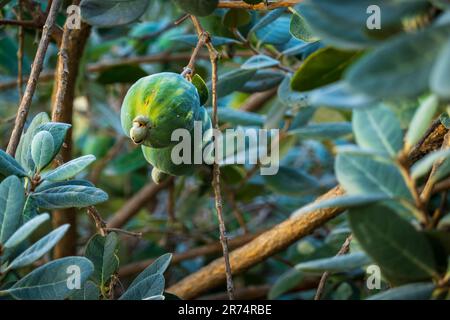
[151,168,170,184]
[121,72,201,148]
[142,107,212,179]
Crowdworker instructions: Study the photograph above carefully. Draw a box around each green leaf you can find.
[292,47,361,92]
[291,194,391,218]
[172,0,218,16]
[4,257,94,300]
[296,0,428,49]
[349,204,438,284]
[410,149,450,180]
[255,16,291,45]
[289,7,318,42]
[346,26,450,98]
[366,282,435,300]
[241,55,280,70]
[0,149,27,177]
[80,0,150,27]
[336,152,412,199]
[97,65,147,84]
[208,69,256,102]
[42,155,96,182]
[7,225,69,270]
[209,107,265,127]
[106,148,147,175]
[269,269,303,300]
[170,34,239,47]
[250,8,284,34]
[308,81,377,109]
[222,8,251,28]
[36,122,71,161]
[85,233,119,286]
[16,112,50,173]
[352,104,403,156]
[277,75,308,109]
[31,186,108,209]
[35,180,95,193]
[0,176,25,244]
[263,166,320,196]
[241,70,284,93]
[192,74,209,106]
[295,252,371,273]
[31,131,55,172]
[71,281,100,300]
[22,196,39,222]
[128,253,172,290]
[3,213,50,250]
[288,122,352,140]
[405,95,439,150]
[143,295,165,300]
[430,38,450,99]
[119,273,165,300]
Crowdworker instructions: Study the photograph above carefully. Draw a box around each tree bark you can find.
[51,17,91,258]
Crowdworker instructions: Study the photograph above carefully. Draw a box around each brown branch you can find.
[240,88,277,112]
[166,122,448,300]
[190,15,235,299]
[421,131,450,204]
[0,19,39,27]
[6,0,62,156]
[107,178,174,229]
[16,0,24,99]
[314,234,352,300]
[87,206,107,236]
[118,231,262,278]
[0,52,254,91]
[89,137,126,185]
[218,0,302,10]
[181,33,207,79]
[51,10,91,258]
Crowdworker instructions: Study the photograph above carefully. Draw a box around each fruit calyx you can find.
[130,115,151,145]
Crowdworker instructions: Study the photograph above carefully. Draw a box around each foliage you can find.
[1,0,450,300]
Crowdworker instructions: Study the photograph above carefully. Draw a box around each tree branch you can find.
[0,52,254,91]
[107,178,174,229]
[314,234,352,300]
[51,9,91,258]
[118,231,262,278]
[6,0,62,156]
[167,122,448,299]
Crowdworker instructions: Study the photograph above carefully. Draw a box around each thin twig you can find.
[421,131,450,204]
[16,0,24,99]
[107,178,174,229]
[314,234,353,300]
[0,52,254,91]
[104,228,142,238]
[87,206,107,236]
[51,23,70,122]
[181,32,207,79]
[0,19,39,27]
[190,15,235,300]
[6,0,62,156]
[89,137,126,184]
